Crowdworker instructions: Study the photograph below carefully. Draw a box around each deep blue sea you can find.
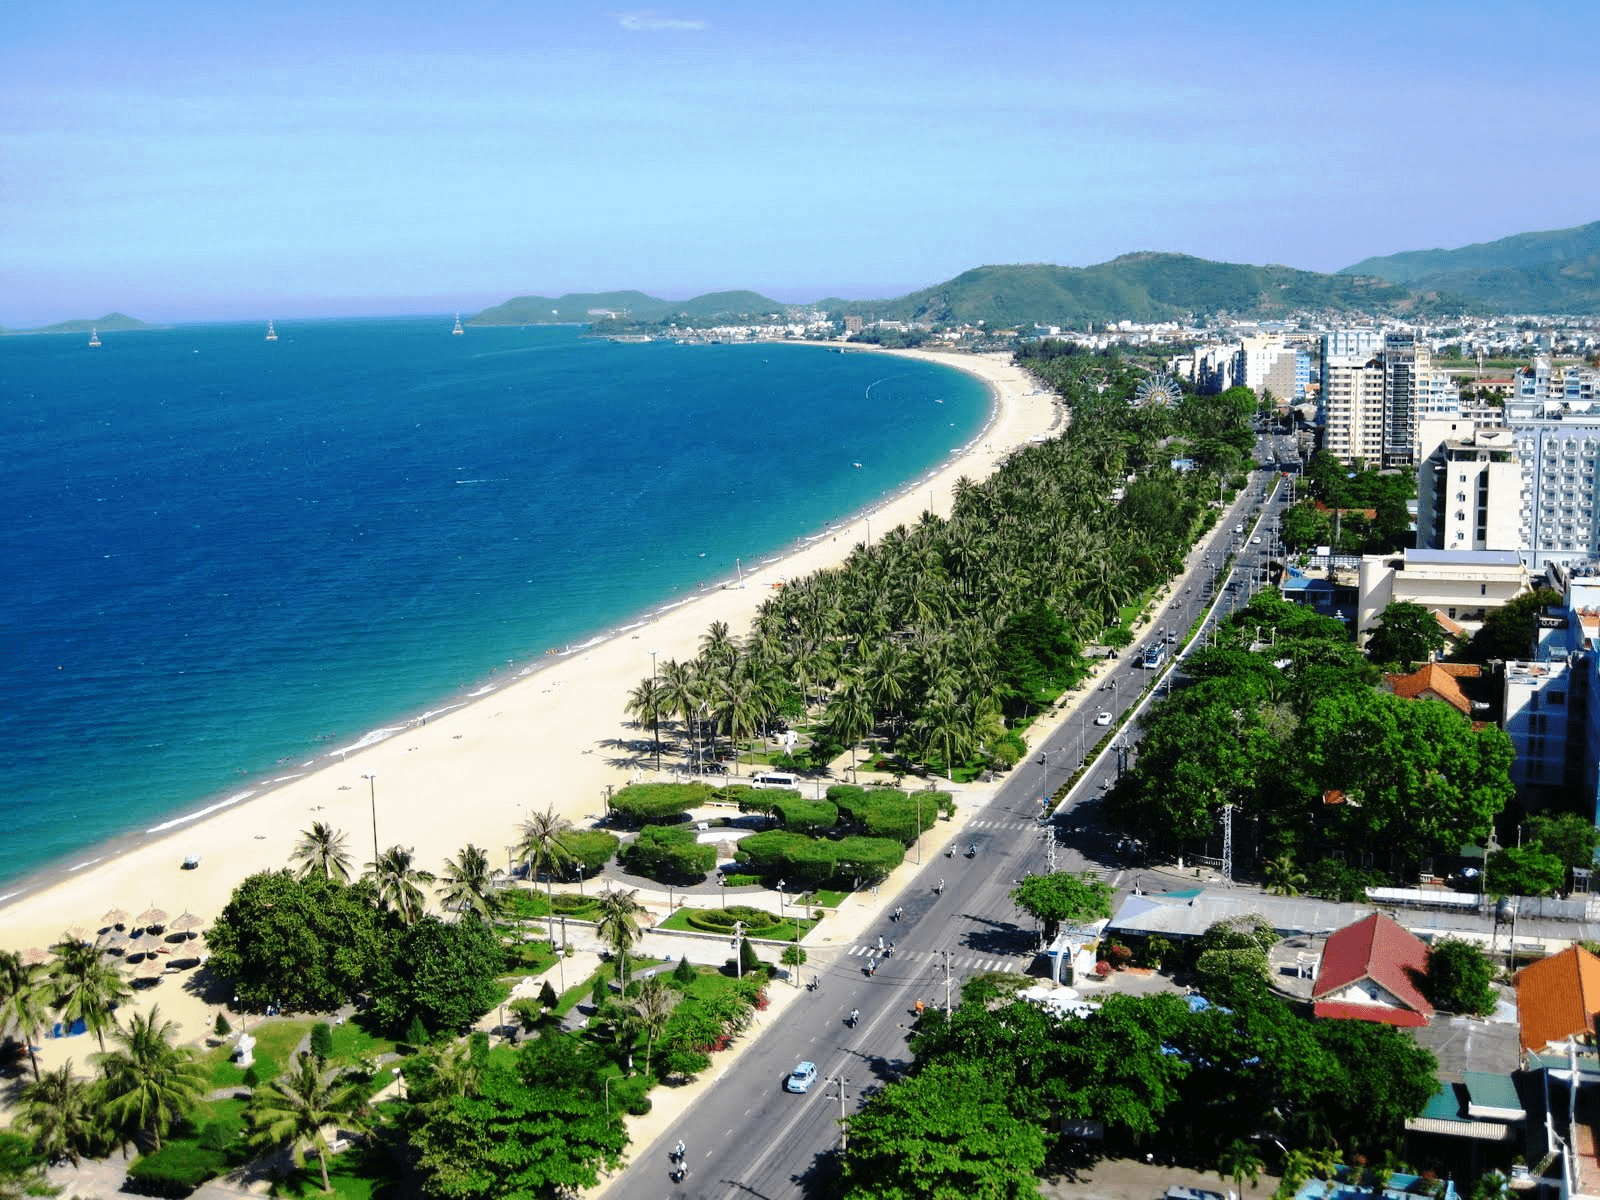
[0,320,988,891]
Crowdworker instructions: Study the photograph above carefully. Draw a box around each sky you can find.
[3,0,1597,325]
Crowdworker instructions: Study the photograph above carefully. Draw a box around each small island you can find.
[3,312,156,335]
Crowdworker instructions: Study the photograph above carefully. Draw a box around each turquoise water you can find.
[0,321,989,890]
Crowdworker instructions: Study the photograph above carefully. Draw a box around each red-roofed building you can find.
[1384,662,1483,718]
[1311,913,1434,1027]
[1515,945,1600,1051]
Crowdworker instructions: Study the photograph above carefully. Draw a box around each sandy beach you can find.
[0,346,1059,1062]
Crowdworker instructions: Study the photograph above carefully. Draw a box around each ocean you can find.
[0,320,989,891]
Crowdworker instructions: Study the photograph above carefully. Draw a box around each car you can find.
[1251,535,1262,544]
[1094,711,1112,726]
[785,1061,818,1093]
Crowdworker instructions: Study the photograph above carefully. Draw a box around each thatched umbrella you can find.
[18,947,48,966]
[63,923,92,943]
[134,958,166,981]
[168,912,204,939]
[102,931,132,955]
[135,906,168,930]
[102,907,131,929]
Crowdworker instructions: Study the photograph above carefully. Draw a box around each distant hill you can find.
[17,312,155,334]
[1340,220,1600,313]
[469,289,787,325]
[827,255,1429,327]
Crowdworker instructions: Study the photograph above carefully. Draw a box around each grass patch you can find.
[268,1141,398,1199]
[326,1015,396,1066]
[203,1016,314,1088]
[807,889,847,908]
[501,938,560,975]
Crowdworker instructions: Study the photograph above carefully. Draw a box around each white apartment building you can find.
[1382,332,1429,468]
[1505,401,1600,569]
[1322,350,1386,465]
[1415,419,1522,552]
[1320,329,1432,467]
[1356,548,1529,642]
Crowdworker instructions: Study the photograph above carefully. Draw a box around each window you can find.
[1551,690,1566,705]
[1481,584,1487,595]
[1448,607,1457,619]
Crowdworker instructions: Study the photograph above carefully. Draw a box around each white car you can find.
[1094,711,1112,726]
[1251,535,1262,544]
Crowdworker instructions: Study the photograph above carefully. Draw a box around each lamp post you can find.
[576,864,585,897]
[362,773,379,863]
[649,649,661,772]
[732,921,745,979]
[719,877,727,909]
[776,880,787,920]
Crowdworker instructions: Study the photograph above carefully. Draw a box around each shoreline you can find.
[0,345,1058,1060]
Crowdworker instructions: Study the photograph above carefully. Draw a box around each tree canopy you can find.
[1009,872,1114,945]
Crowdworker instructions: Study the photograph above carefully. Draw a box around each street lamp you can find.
[776,879,787,920]
[361,773,379,863]
[576,864,585,897]
[718,877,727,909]
[731,921,745,979]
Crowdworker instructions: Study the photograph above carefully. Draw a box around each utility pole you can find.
[830,1075,851,1151]
[732,921,745,980]
[941,948,953,1017]
[1222,803,1234,886]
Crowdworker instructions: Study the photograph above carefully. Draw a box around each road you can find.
[618,452,1291,1200]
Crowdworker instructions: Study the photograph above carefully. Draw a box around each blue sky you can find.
[3,0,1596,324]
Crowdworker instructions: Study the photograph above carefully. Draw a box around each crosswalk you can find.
[843,943,1021,973]
[966,818,1045,832]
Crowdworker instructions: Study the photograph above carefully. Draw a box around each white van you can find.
[750,771,800,790]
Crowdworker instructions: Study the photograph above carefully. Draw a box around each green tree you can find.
[95,1004,207,1151]
[49,937,132,1052]
[1009,872,1114,945]
[1365,601,1447,666]
[631,976,680,1079]
[1487,844,1567,898]
[309,1022,334,1061]
[0,1131,52,1200]
[205,871,385,1012]
[247,1051,370,1194]
[839,1059,1048,1200]
[1467,588,1562,663]
[1311,1019,1438,1155]
[365,844,437,925]
[516,806,575,943]
[290,822,353,883]
[411,1048,626,1199]
[1217,1138,1265,1194]
[437,844,501,920]
[14,1061,103,1166]
[1421,938,1498,1017]
[1526,812,1600,872]
[373,914,503,1037]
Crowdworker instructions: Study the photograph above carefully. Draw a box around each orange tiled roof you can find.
[1433,611,1468,638]
[1312,913,1434,1020]
[1516,945,1600,1050]
[1385,662,1481,717]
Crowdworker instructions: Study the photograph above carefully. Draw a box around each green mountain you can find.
[1339,220,1600,313]
[469,289,786,326]
[24,312,154,334]
[830,254,1422,327]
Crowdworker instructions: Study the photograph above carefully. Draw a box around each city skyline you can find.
[3,0,1597,326]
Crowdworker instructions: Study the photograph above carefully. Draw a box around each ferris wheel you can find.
[1134,373,1183,406]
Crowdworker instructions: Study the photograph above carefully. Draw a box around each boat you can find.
[451,314,465,335]
[88,328,101,347]
[265,320,277,341]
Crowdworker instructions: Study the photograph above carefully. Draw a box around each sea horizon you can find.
[0,320,991,897]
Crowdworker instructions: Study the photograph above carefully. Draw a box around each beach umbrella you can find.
[102,931,131,955]
[134,958,166,981]
[63,923,92,943]
[102,907,131,928]
[169,911,204,935]
[135,906,168,928]
[19,947,48,966]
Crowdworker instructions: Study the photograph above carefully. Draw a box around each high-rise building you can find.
[1319,329,1436,467]
[1415,418,1522,552]
[1506,402,1600,569]
[1321,344,1386,465]
[1381,332,1430,468]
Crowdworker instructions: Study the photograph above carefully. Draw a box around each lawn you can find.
[204,1017,314,1087]
[326,1016,396,1066]
[269,1142,397,1199]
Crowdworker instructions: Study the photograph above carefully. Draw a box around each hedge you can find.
[735,830,904,887]
[685,905,780,933]
[609,782,713,826]
[826,786,951,842]
[126,1143,229,1196]
[771,796,836,833]
[556,828,620,875]
[621,823,715,883]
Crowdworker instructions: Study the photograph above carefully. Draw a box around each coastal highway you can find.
[619,459,1289,1200]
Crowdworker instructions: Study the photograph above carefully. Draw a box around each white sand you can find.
[0,347,1059,1062]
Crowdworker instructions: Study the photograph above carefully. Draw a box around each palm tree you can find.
[95,1004,206,1151]
[437,844,500,920]
[823,673,873,770]
[247,1051,370,1194]
[15,1061,103,1166]
[0,950,52,1079]
[1262,854,1307,897]
[364,846,436,924]
[593,885,643,985]
[515,806,574,944]
[50,937,132,1051]
[292,822,354,883]
[632,976,680,1078]
[624,676,666,768]
[1217,1138,1264,1196]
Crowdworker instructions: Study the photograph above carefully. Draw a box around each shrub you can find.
[832,787,950,842]
[721,872,762,887]
[309,1022,334,1060]
[539,980,558,1009]
[673,956,698,984]
[622,824,715,883]
[508,998,542,1031]
[771,796,837,833]
[555,828,621,875]
[498,889,549,920]
[550,893,596,915]
[213,1013,231,1037]
[686,905,779,933]
[590,973,610,1007]
[781,945,807,966]
[736,831,839,887]
[126,1143,228,1197]
[739,938,761,976]
[626,1094,653,1116]
[241,1064,261,1088]
[197,1119,237,1153]
[404,1015,430,1049]
[608,782,713,826]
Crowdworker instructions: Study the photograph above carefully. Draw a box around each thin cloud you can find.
[618,10,707,32]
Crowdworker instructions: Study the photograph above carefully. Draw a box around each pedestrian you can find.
[894,906,903,920]
[878,935,885,950]
[868,958,877,975]
[935,879,944,894]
